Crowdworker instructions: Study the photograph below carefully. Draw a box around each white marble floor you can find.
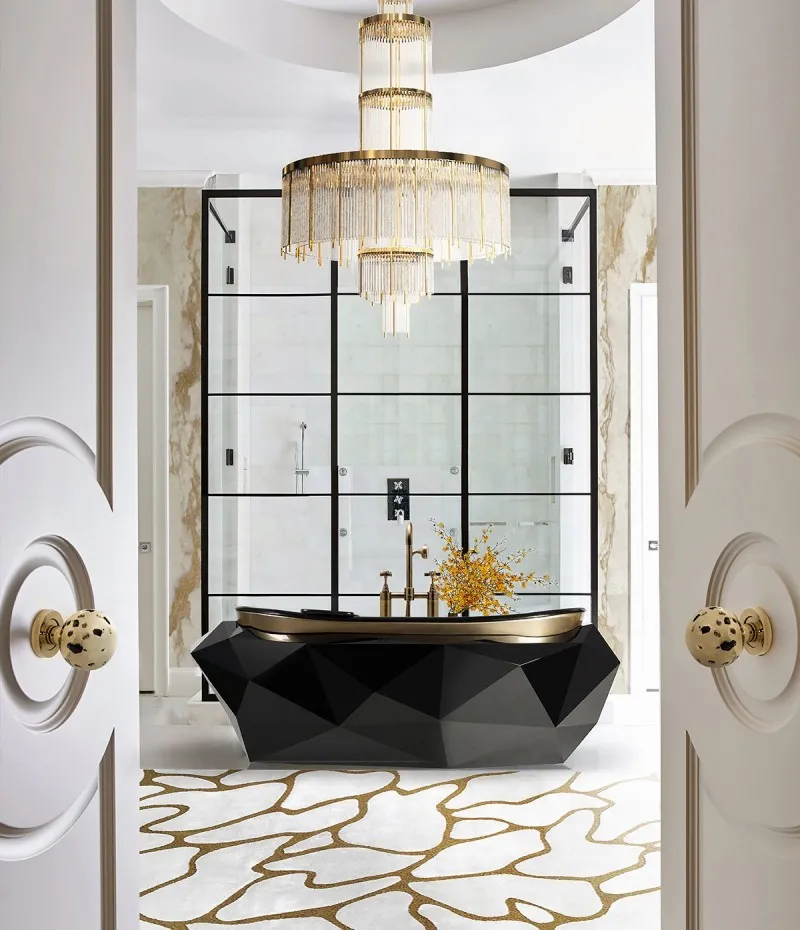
[141,695,248,770]
[139,696,660,928]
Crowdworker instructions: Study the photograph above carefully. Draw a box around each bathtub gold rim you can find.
[245,629,582,645]
[235,608,584,642]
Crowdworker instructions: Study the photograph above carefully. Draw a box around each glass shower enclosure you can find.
[202,188,597,699]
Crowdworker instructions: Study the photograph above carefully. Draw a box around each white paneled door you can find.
[658,0,800,927]
[0,2,138,930]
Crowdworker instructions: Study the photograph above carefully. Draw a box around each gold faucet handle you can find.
[415,546,429,559]
[424,571,441,617]
[379,570,393,578]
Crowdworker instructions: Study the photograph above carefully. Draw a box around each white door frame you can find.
[629,283,659,694]
[137,285,169,696]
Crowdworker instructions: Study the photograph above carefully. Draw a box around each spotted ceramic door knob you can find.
[31,608,118,670]
[685,606,773,668]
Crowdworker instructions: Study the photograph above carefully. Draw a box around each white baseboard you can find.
[599,693,659,726]
[168,668,202,697]
[187,690,230,726]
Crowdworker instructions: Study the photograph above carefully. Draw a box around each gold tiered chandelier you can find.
[281,0,511,336]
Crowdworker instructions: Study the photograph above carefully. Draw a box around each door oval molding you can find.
[0,535,94,731]
[679,440,800,829]
[0,419,99,731]
[702,412,800,475]
[0,774,97,862]
[0,416,95,470]
[707,532,800,732]
[0,436,117,829]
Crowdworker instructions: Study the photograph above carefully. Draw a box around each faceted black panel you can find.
[192,623,619,767]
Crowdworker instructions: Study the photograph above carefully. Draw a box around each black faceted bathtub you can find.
[192,606,619,767]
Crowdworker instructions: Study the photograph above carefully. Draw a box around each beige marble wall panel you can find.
[138,188,202,668]
[597,185,657,691]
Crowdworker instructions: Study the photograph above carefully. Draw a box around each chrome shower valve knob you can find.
[685,606,773,668]
[31,608,118,670]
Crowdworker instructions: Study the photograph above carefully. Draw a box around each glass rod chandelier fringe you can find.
[281,155,509,265]
[359,88,432,149]
[359,247,433,336]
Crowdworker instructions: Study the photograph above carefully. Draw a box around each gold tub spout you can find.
[403,521,428,616]
[379,521,434,617]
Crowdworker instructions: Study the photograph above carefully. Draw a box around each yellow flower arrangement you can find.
[431,521,551,616]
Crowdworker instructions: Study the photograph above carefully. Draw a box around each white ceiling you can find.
[157,0,640,73]
[137,0,655,183]
[280,0,507,15]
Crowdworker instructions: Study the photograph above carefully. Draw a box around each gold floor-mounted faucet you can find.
[379,522,440,618]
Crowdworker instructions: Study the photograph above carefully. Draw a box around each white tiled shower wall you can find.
[208,191,592,618]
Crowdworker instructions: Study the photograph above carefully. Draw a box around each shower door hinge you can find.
[225,448,234,466]
[563,447,574,465]
[226,266,235,285]
[562,266,573,285]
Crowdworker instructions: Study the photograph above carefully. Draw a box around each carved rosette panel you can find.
[0,422,118,858]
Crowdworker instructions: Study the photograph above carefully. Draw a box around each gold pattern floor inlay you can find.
[140,767,660,928]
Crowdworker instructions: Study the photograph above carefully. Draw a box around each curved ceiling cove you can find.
[159,0,641,74]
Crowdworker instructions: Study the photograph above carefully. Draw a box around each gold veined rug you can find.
[140,768,660,929]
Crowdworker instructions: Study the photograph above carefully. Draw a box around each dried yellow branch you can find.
[430,521,553,616]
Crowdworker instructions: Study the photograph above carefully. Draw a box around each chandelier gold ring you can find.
[282,150,510,178]
[360,13,431,27]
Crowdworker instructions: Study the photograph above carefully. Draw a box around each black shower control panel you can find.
[388,478,410,521]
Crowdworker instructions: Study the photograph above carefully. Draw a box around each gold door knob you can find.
[685,606,773,668]
[31,609,118,670]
